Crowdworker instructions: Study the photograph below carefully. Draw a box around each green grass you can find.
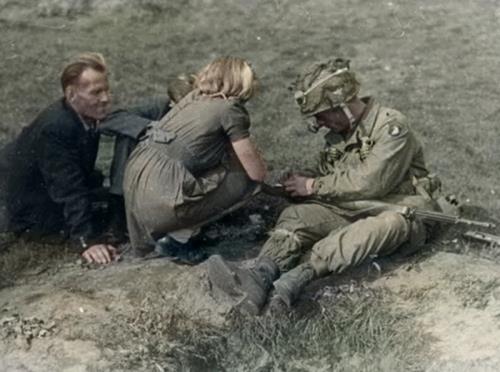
[0,236,75,288]
[101,286,429,371]
[1,0,499,212]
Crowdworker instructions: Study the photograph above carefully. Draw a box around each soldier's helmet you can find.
[294,58,360,117]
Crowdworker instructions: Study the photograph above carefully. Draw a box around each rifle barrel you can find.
[413,210,496,229]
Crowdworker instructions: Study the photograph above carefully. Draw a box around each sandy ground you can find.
[0,259,231,371]
[374,252,500,371]
[2,251,500,371]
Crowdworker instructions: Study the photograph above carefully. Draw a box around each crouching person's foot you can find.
[155,236,207,265]
[207,255,279,315]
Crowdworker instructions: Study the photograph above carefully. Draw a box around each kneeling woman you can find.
[123,57,266,260]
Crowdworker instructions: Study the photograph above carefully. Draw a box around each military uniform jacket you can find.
[312,98,435,214]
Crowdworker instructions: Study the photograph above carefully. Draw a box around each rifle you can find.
[463,231,500,246]
[401,208,496,229]
[312,199,497,229]
[261,185,497,229]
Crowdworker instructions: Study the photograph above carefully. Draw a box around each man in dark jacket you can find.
[4,52,171,264]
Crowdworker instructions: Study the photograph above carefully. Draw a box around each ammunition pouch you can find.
[412,174,442,201]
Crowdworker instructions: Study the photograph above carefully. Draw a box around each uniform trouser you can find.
[258,203,429,276]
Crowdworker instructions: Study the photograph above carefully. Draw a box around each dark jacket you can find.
[6,99,101,240]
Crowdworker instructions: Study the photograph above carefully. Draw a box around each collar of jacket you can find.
[61,98,97,132]
[342,97,379,146]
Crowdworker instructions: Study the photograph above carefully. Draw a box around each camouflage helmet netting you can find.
[294,58,360,116]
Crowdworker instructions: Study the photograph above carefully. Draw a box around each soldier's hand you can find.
[283,174,315,197]
[82,244,118,264]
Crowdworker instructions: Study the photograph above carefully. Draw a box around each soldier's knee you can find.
[378,211,409,235]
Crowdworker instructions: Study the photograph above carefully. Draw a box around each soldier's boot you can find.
[269,262,316,310]
[207,255,279,315]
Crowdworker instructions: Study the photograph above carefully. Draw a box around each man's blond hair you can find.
[195,56,257,101]
[60,52,107,93]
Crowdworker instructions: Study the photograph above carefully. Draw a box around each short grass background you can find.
[1,1,499,370]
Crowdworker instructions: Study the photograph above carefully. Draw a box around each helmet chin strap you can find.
[339,102,356,130]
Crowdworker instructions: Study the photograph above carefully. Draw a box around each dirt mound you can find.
[0,259,232,371]
[1,251,500,371]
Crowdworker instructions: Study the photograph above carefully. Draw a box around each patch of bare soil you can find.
[368,251,500,371]
[0,259,234,371]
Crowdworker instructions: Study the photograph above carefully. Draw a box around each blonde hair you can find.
[61,52,107,92]
[195,56,257,101]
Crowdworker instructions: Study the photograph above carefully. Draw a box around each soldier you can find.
[123,56,267,262]
[4,52,173,264]
[207,58,441,314]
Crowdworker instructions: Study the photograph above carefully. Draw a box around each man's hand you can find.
[283,174,315,197]
[82,244,118,264]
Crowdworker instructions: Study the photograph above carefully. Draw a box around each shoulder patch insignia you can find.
[388,124,401,137]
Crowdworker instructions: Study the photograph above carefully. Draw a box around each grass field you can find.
[1,1,500,370]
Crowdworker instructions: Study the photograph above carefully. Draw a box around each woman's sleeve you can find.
[221,101,251,142]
